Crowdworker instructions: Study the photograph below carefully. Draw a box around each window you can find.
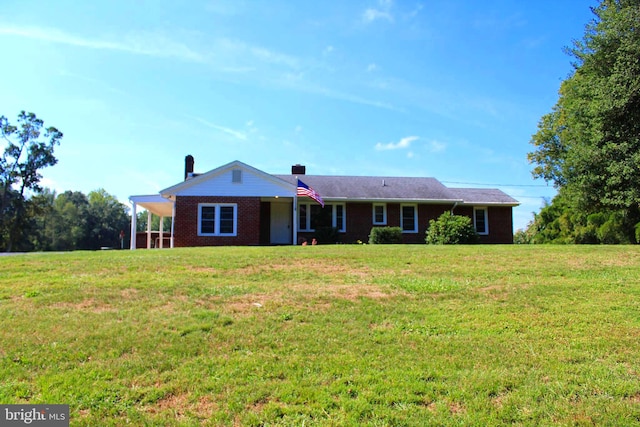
[372,204,387,225]
[335,205,344,231]
[298,203,346,232]
[474,207,488,235]
[200,206,216,234]
[401,204,418,233]
[298,204,307,231]
[198,204,237,236]
[219,206,235,234]
[231,169,242,183]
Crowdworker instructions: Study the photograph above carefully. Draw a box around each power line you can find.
[515,195,554,200]
[442,181,551,188]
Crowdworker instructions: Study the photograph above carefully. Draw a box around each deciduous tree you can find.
[0,111,62,251]
[528,0,640,242]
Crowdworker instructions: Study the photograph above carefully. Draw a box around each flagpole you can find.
[293,179,298,245]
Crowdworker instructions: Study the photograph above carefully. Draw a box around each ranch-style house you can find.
[129,156,519,248]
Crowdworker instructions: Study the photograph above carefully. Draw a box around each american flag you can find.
[297,179,324,207]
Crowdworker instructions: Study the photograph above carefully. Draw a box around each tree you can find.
[87,188,130,249]
[18,188,56,252]
[0,111,62,251]
[518,189,637,244]
[50,191,93,250]
[20,189,131,251]
[528,0,640,242]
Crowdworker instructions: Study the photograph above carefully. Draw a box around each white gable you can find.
[160,161,295,198]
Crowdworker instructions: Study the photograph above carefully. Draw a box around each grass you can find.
[1,245,640,426]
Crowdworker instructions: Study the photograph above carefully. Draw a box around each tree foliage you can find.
[527,0,640,242]
[517,190,639,244]
[9,188,130,252]
[0,111,62,251]
[136,212,172,233]
[425,212,479,245]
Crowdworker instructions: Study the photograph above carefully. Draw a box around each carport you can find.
[129,195,175,249]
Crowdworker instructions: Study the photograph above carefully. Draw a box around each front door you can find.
[270,202,292,244]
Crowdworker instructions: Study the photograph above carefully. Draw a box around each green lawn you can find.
[1,245,640,426]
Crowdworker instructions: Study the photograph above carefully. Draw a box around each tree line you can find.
[0,111,156,252]
[520,0,640,244]
[25,188,131,251]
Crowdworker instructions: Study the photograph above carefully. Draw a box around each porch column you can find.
[147,210,152,249]
[130,201,137,250]
[170,201,176,248]
[159,216,164,249]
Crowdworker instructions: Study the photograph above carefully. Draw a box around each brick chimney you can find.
[185,155,194,180]
[291,164,306,175]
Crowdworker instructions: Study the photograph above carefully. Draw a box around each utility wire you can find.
[442,181,550,188]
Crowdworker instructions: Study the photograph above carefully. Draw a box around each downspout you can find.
[450,202,458,214]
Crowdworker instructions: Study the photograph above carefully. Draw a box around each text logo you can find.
[1,405,69,426]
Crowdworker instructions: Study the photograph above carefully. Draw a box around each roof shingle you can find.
[275,175,518,205]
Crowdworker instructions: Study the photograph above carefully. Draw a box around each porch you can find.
[129,195,175,249]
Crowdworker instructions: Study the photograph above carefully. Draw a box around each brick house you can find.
[129,157,519,248]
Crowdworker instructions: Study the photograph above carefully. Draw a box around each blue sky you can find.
[1,0,597,231]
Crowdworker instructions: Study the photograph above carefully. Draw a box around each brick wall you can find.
[172,197,514,246]
[454,206,514,244]
[343,203,513,244]
[173,196,262,247]
[484,206,514,244]
[301,202,461,244]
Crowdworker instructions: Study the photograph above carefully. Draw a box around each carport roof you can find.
[129,194,174,217]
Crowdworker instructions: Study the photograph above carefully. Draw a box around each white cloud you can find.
[204,0,246,15]
[367,63,378,72]
[375,136,418,151]
[407,4,424,19]
[192,117,247,140]
[363,9,393,23]
[0,24,206,62]
[362,0,394,23]
[426,140,447,153]
[0,24,401,113]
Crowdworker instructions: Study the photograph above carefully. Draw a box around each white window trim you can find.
[333,203,346,232]
[473,207,489,235]
[372,203,387,225]
[197,203,238,236]
[298,202,346,232]
[298,203,310,231]
[400,204,418,233]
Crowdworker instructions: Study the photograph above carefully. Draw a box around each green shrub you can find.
[595,211,631,244]
[369,227,403,244]
[513,229,532,244]
[314,227,340,244]
[426,212,479,244]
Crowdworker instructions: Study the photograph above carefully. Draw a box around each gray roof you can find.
[448,188,519,205]
[275,175,519,205]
